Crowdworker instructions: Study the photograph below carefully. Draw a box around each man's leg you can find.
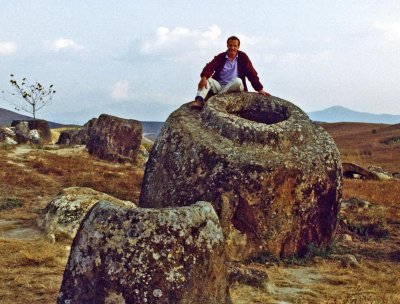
[220,77,244,94]
[191,78,222,108]
[196,78,222,100]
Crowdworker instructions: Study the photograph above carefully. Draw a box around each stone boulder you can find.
[139,92,342,260]
[37,187,135,242]
[0,127,17,145]
[228,265,268,287]
[86,114,142,163]
[342,162,382,180]
[57,118,97,145]
[368,165,393,180]
[58,201,230,304]
[11,119,51,144]
[341,197,372,212]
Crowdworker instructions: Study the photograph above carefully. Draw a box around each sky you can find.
[0,0,399,124]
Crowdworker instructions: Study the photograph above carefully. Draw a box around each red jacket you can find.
[200,50,263,92]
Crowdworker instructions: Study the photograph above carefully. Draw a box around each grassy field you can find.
[0,123,399,303]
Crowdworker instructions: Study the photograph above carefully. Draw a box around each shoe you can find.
[190,97,205,109]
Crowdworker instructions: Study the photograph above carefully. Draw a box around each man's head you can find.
[226,36,240,58]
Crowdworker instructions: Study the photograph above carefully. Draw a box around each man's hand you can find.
[258,89,271,96]
[198,77,208,91]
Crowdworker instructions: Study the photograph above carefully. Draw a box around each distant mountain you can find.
[141,121,164,141]
[0,108,32,126]
[308,106,400,124]
[4,105,398,136]
[1,107,165,140]
[0,107,69,128]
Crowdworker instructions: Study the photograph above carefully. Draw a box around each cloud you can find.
[110,80,131,101]
[49,38,85,52]
[373,22,400,41]
[109,80,178,106]
[130,25,224,61]
[142,25,288,63]
[0,41,17,55]
[122,25,284,68]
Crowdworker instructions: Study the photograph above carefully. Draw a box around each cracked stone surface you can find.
[58,201,230,304]
[139,92,342,260]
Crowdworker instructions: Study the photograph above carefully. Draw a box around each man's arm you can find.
[198,52,225,91]
[198,76,208,90]
[240,52,271,95]
[200,52,225,79]
[258,89,271,96]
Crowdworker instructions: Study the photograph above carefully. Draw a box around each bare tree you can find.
[1,74,56,119]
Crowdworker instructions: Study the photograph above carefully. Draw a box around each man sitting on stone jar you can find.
[191,35,270,109]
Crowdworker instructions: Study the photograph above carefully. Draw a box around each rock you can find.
[381,136,400,145]
[58,201,230,304]
[368,165,393,180]
[332,254,359,268]
[57,118,97,145]
[139,92,342,260]
[368,165,391,176]
[56,129,79,145]
[0,127,16,139]
[86,114,142,163]
[0,127,17,145]
[342,162,381,180]
[341,197,372,211]
[28,129,41,143]
[336,234,353,242]
[375,172,392,180]
[11,119,51,144]
[393,172,400,179]
[3,137,17,145]
[228,265,268,287]
[37,187,135,242]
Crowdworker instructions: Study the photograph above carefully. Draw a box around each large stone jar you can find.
[139,92,342,261]
[58,201,229,304]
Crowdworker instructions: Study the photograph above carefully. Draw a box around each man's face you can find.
[227,39,240,57]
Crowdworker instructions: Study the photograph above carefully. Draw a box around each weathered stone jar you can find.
[58,201,229,304]
[139,92,342,261]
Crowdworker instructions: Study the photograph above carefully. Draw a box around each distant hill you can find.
[1,107,164,139]
[0,108,68,128]
[141,121,164,141]
[319,121,400,173]
[308,106,400,124]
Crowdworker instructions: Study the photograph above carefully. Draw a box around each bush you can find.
[0,198,23,211]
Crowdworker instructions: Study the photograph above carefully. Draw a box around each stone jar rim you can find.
[200,92,312,147]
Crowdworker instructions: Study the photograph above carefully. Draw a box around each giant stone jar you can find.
[139,92,342,261]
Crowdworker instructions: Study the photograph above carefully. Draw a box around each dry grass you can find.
[320,122,400,173]
[27,149,143,202]
[0,143,145,303]
[0,238,67,304]
[343,179,400,208]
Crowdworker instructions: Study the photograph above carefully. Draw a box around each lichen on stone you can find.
[139,92,342,261]
[58,201,230,304]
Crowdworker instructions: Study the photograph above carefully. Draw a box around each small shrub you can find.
[347,221,390,240]
[304,242,335,259]
[246,251,280,264]
[342,206,390,241]
[282,254,306,266]
[0,198,23,211]
[360,149,372,156]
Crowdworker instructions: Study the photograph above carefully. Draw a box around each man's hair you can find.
[227,36,240,46]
